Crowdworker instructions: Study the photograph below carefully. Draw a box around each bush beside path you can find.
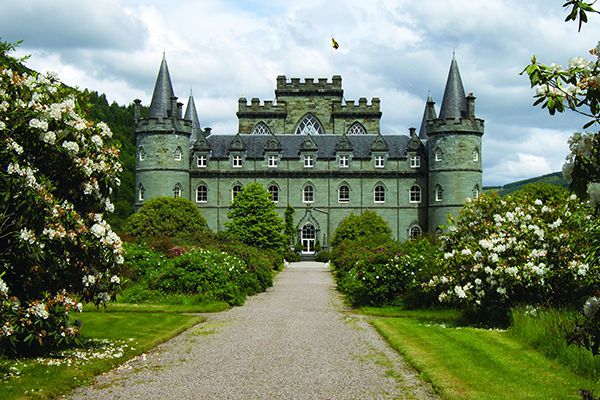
[66,262,437,399]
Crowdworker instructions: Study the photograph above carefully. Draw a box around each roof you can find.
[204,134,413,159]
[439,56,467,119]
[148,54,176,118]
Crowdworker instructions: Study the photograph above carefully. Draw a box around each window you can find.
[138,184,145,201]
[173,184,181,198]
[347,122,367,135]
[473,185,480,199]
[251,122,271,135]
[174,147,182,161]
[303,184,314,203]
[197,155,207,168]
[268,155,278,168]
[374,184,385,203]
[139,146,146,161]
[301,224,316,253]
[268,184,279,202]
[232,184,243,201]
[473,149,479,162]
[196,185,208,202]
[295,114,324,135]
[232,155,243,168]
[338,155,349,168]
[338,185,350,203]
[410,225,422,240]
[304,155,314,168]
[409,185,421,203]
[435,184,443,202]
[435,148,443,162]
[410,155,421,168]
[374,155,385,168]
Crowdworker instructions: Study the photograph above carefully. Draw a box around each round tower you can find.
[426,56,484,231]
[135,55,191,209]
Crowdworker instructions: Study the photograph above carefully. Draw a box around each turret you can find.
[135,54,192,209]
[418,92,436,140]
[427,56,484,232]
[184,90,203,145]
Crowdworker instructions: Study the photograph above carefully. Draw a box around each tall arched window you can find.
[409,185,421,203]
[303,184,314,203]
[295,114,324,135]
[346,122,367,135]
[472,148,479,162]
[251,122,271,135]
[338,184,350,203]
[301,224,316,254]
[435,184,443,202]
[196,184,208,203]
[434,147,443,162]
[374,184,385,203]
[268,184,279,203]
[174,146,182,161]
[410,225,422,240]
[138,184,145,201]
[473,184,480,199]
[232,184,243,201]
[173,184,182,198]
[139,146,146,161]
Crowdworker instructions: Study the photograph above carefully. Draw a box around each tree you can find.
[123,197,207,242]
[331,210,393,248]
[284,205,295,246]
[0,41,123,354]
[225,183,286,252]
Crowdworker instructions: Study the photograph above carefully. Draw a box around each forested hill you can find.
[484,172,568,196]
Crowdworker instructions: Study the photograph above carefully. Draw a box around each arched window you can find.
[139,146,146,161]
[232,184,243,201]
[435,147,443,162]
[346,122,367,135]
[251,122,271,135]
[268,184,279,203]
[196,184,208,203]
[410,225,422,240]
[295,114,324,135]
[138,184,145,201]
[338,184,350,203]
[374,184,385,203]
[409,185,421,203]
[303,184,314,203]
[174,147,182,161]
[435,184,443,202]
[301,224,316,254]
[173,184,182,198]
[472,148,479,162]
[473,184,480,199]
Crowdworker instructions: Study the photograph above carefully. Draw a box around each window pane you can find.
[295,114,324,135]
[347,122,366,135]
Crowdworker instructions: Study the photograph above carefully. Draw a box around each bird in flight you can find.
[332,37,339,49]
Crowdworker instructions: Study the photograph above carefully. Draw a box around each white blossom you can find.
[584,297,600,318]
[62,141,79,154]
[0,278,8,296]
[29,118,48,131]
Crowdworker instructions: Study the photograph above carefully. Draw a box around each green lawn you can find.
[82,300,229,313]
[372,311,600,400]
[0,309,204,399]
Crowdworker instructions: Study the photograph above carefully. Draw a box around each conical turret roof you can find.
[148,53,176,118]
[418,93,436,139]
[439,56,467,119]
[185,91,202,142]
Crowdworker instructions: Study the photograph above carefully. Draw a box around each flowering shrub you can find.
[0,42,123,355]
[427,192,600,324]
[569,296,600,356]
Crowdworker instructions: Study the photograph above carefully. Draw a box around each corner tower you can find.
[426,56,484,231]
[134,54,192,208]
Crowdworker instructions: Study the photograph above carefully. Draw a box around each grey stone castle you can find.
[134,55,484,253]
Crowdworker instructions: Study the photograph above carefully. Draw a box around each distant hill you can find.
[484,172,568,196]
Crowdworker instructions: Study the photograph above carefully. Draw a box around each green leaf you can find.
[583,119,596,129]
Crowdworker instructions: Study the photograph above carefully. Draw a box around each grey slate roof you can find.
[184,93,202,142]
[439,56,467,119]
[148,54,176,118]
[419,93,437,140]
[203,134,412,159]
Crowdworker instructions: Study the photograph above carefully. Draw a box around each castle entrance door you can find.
[301,224,315,254]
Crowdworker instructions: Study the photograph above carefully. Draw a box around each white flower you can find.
[584,297,600,318]
[489,253,499,263]
[82,274,96,287]
[91,135,103,147]
[110,275,120,284]
[29,118,48,131]
[0,121,5,131]
[534,199,543,206]
[29,302,49,319]
[549,218,562,229]
[479,239,493,250]
[474,278,482,285]
[587,182,600,207]
[506,266,518,276]
[62,141,79,153]
[19,228,36,244]
[461,248,472,256]
[0,278,8,296]
[577,263,589,276]
[454,285,467,299]
[90,223,106,238]
[496,287,507,296]
[7,140,23,154]
[41,131,56,144]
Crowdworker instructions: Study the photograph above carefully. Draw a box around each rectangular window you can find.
[232,155,243,168]
[268,155,278,168]
[410,156,420,168]
[375,155,385,168]
[304,155,314,168]
[338,155,349,168]
[197,156,207,168]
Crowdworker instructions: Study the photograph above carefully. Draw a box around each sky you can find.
[2,0,598,186]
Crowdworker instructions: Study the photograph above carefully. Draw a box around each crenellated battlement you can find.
[237,97,288,115]
[135,116,192,134]
[426,117,485,135]
[275,75,343,96]
[332,97,381,115]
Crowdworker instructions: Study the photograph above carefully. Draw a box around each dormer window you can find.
[410,155,420,168]
[304,155,314,168]
[232,155,243,168]
[268,155,278,168]
[338,155,349,168]
[295,114,324,135]
[375,155,385,168]
[174,147,182,161]
[197,155,207,168]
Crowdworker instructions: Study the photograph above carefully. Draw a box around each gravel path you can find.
[67,262,438,399]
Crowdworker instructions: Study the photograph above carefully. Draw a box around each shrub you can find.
[315,250,331,262]
[331,210,392,248]
[123,197,207,242]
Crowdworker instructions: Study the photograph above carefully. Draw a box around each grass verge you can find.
[82,300,229,314]
[0,310,204,399]
[371,309,600,399]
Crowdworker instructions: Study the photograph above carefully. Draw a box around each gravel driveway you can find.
[67,261,438,399]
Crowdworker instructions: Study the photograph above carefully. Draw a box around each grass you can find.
[371,308,600,399]
[82,300,229,314]
[0,306,205,399]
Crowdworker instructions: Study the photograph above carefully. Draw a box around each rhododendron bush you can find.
[0,42,123,355]
[427,192,600,324]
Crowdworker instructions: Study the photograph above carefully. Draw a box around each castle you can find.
[134,55,484,254]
